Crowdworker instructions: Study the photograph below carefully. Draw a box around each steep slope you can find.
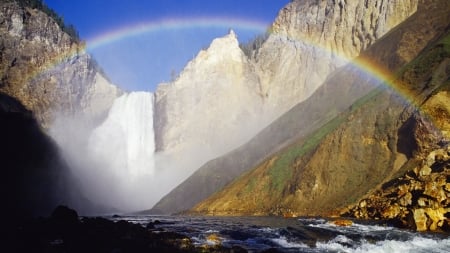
[0,1,120,128]
[343,33,450,231]
[151,0,419,214]
[192,0,450,221]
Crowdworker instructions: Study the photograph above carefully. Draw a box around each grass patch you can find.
[268,114,347,194]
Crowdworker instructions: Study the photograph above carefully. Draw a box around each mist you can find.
[50,92,165,213]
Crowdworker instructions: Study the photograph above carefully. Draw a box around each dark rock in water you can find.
[51,205,79,224]
[146,222,155,229]
[112,214,121,218]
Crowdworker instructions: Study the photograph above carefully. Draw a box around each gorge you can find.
[1,0,449,241]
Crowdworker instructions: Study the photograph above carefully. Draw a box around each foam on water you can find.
[108,216,450,253]
[317,236,450,253]
[271,236,308,249]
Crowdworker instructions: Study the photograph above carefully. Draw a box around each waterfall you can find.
[89,92,155,177]
[85,91,156,211]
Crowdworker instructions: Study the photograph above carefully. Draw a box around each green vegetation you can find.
[243,176,258,194]
[7,0,80,42]
[397,32,450,93]
[268,113,347,194]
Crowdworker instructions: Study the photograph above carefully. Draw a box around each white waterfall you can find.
[85,91,156,211]
[89,92,155,177]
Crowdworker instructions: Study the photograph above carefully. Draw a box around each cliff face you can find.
[191,1,450,229]
[152,0,419,213]
[255,0,419,115]
[155,31,262,153]
[0,1,120,128]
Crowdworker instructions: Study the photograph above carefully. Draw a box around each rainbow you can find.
[85,17,270,51]
[27,16,438,122]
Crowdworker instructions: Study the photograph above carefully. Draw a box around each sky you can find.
[43,0,290,91]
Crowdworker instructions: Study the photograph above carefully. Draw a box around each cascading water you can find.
[89,92,155,178]
[83,91,156,212]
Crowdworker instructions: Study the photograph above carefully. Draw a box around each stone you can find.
[382,204,401,219]
[399,192,412,206]
[206,234,222,245]
[424,208,447,231]
[419,166,432,176]
[51,205,79,225]
[331,219,353,227]
[418,198,428,207]
[445,183,450,192]
[413,209,428,232]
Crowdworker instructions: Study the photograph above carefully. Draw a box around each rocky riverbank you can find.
[343,146,450,232]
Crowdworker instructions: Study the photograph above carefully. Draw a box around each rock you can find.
[383,204,402,219]
[331,219,353,227]
[423,182,447,203]
[424,208,447,231]
[445,183,450,192]
[0,1,120,128]
[206,234,222,245]
[413,209,428,231]
[418,198,428,207]
[419,165,432,176]
[51,205,79,224]
[399,192,413,206]
[344,145,450,232]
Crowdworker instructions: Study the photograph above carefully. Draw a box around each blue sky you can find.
[43,0,289,91]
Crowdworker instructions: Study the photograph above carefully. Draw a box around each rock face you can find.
[155,31,262,153]
[344,147,450,232]
[0,1,120,128]
[191,0,450,219]
[256,0,419,115]
[152,0,419,214]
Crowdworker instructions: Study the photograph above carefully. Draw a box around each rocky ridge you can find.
[0,1,120,128]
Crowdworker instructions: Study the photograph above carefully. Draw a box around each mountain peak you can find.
[171,30,244,84]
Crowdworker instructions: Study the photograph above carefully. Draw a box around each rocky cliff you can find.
[191,0,450,231]
[255,0,419,116]
[0,1,120,128]
[152,0,419,214]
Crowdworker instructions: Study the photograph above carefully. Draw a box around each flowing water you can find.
[108,215,450,252]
